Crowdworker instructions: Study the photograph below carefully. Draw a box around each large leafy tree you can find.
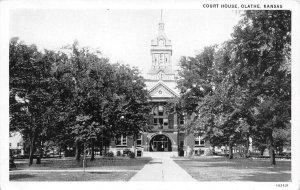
[52,42,151,160]
[10,39,151,164]
[230,10,291,164]
[9,38,60,165]
[177,10,291,164]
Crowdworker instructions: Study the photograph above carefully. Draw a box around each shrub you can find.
[123,149,131,156]
[104,151,114,157]
[188,148,194,156]
[129,152,135,159]
[204,149,213,156]
[116,151,121,156]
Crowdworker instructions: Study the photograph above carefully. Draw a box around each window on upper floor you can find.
[179,115,185,125]
[195,136,205,147]
[158,106,164,116]
[153,118,164,126]
[115,134,127,146]
[154,118,158,125]
[163,118,168,126]
[153,106,165,116]
[137,133,142,146]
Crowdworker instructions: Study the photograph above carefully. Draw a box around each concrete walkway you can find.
[130,153,196,181]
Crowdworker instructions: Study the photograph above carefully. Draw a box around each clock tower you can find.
[147,11,175,81]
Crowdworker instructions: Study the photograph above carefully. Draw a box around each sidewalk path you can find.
[130,157,196,181]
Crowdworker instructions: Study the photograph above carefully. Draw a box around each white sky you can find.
[10,9,241,74]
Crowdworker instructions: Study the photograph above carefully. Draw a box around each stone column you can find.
[174,107,178,130]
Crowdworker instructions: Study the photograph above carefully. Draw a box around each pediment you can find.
[148,82,178,98]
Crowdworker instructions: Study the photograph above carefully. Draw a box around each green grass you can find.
[10,171,136,181]
[10,157,151,181]
[13,157,151,170]
[173,157,291,182]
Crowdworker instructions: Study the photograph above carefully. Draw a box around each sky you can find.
[9,9,242,74]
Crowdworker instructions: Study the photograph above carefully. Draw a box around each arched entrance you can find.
[150,134,172,152]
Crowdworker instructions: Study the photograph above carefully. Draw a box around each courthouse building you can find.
[109,16,211,156]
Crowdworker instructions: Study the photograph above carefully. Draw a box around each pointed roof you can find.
[151,10,172,46]
[148,81,179,98]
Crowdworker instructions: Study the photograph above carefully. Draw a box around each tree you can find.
[230,10,291,164]
[177,11,291,164]
[9,38,59,165]
[52,42,151,160]
[177,44,248,159]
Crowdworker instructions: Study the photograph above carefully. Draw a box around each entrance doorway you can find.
[150,134,172,152]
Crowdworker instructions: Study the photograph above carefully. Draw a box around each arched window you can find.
[159,39,164,46]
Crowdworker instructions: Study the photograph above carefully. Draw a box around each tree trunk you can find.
[36,142,43,164]
[133,133,136,156]
[90,140,95,161]
[75,139,80,161]
[229,141,233,159]
[260,147,265,156]
[100,142,103,156]
[245,134,250,158]
[269,133,276,165]
[29,134,36,166]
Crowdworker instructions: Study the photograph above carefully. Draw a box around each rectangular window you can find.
[116,134,127,146]
[122,135,127,145]
[158,118,163,129]
[163,118,168,126]
[158,106,164,116]
[159,118,163,125]
[195,136,205,147]
[200,140,205,146]
[137,133,142,146]
[154,118,158,125]
[153,107,158,116]
[180,115,185,125]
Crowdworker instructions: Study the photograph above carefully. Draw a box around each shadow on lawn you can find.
[10,174,35,180]
[238,171,291,181]
[88,172,111,174]
[175,158,291,182]
[14,157,152,169]
[148,161,162,164]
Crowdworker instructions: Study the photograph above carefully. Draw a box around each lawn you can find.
[10,171,136,181]
[173,157,291,182]
[10,157,151,181]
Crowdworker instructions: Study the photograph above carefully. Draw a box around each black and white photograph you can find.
[1,0,299,189]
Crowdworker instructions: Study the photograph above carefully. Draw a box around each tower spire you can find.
[159,9,164,31]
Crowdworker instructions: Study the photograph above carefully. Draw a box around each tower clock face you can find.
[158,72,164,79]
